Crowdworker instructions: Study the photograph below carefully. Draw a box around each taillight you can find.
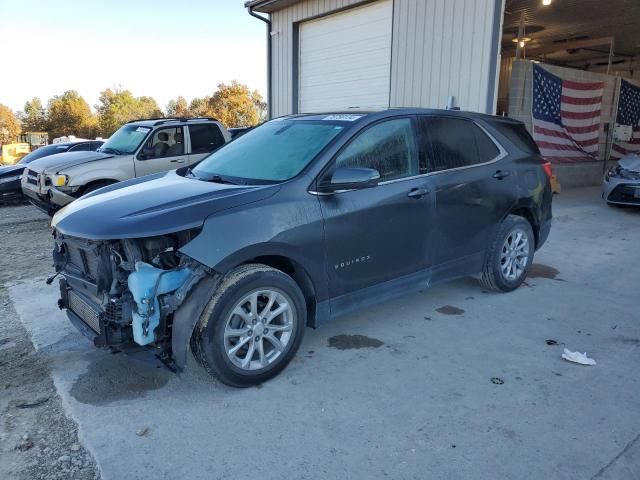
[542,160,553,179]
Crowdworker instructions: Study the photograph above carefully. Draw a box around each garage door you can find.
[299,0,393,113]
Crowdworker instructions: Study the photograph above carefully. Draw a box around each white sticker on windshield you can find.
[323,114,363,122]
[136,127,151,133]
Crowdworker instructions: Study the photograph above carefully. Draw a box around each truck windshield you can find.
[99,125,151,154]
[193,120,345,182]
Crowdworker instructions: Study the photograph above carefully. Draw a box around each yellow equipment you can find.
[1,143,30,165]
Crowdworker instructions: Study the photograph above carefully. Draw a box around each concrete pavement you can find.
[9,187,640,479]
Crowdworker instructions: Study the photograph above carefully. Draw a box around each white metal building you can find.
[246,0,505,118]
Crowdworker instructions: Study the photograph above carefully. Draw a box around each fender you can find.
[171,273,221,370]
[66,164,134,187]
[179,194,328,300]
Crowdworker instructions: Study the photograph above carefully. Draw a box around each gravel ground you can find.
[0,204,100,480]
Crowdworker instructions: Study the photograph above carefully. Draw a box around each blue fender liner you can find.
[128,262,192,346]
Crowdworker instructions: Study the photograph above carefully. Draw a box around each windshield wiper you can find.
[205,174,239,185]
[100,147,122,155]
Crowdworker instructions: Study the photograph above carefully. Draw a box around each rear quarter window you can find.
[491,121,540,154]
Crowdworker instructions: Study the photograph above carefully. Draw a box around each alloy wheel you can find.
[500,228,529,281]
[223,289,295,371]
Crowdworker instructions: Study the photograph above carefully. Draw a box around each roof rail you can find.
[126,117,220,126]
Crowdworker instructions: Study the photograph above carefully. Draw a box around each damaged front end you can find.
[53,229,209,368]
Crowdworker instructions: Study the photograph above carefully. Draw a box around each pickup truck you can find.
[22,117,231,214]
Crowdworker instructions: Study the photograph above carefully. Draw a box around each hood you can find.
[0,164,26,177]
[619,153,640,172]
[51,170,280,240]
[26,151,116,173]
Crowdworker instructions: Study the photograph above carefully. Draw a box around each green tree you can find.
[0,104,21,145]
[208,81,266,127]
[96,88,163,136]
[20,97,48,132]
[138,96,164,119]
[166,96,191,117]
[47,91,97,139]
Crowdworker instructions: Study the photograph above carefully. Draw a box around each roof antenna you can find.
[446,96,460,110]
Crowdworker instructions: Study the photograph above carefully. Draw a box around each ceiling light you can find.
[542,0,552,5]
[512,37,532,48]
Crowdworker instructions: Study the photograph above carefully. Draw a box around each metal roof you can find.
[502,0,640,69]
[244,0,301,13]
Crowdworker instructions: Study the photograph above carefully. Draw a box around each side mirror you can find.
[319,167,380,192]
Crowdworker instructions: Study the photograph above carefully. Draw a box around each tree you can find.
[138,96,164,119]
[0,104,21,145]
[20,97,47,132]
[47,91,97,140]
[208,81,266,127]
[96,88,163,137]
[189,97,211,117]
[166,96,190,117]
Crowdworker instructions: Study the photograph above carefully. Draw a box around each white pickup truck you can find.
[22,117,231,214]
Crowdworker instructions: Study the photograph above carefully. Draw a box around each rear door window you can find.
[417,117,500,172]
[189,124,225,154]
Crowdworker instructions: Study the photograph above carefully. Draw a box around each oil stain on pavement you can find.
[328,334,384,350]
[70,356,171,406]
[436,305,465,315]
[528,264,560,279]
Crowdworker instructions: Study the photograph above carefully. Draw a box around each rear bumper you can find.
[538,217,552,249]
[0,179,23,202]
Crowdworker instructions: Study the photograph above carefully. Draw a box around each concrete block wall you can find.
[507,60,618,188]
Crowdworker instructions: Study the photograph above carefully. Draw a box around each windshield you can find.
[19,144,70,164]
[99,124,151,154]
[193,120,344,182]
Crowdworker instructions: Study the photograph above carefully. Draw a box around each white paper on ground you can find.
[562,348,596,366]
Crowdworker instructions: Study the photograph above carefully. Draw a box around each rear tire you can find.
[480,215,535,292]
[192,264,306,387]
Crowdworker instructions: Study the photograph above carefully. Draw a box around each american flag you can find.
[611,79,640,159]
[532,64,604,163]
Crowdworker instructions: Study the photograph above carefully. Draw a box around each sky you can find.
[0,0,267,113]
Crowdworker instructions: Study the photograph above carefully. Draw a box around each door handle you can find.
[493,170,510,180]
[170,158,185,163]
[407,187,430,198]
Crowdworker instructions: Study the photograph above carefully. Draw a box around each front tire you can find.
[192,264,306,387]
[480,215,535,292]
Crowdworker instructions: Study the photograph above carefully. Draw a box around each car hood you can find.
[26,151,116,173]
[0,164,25,177]
[619,154,640,172]
[51,170,280,240]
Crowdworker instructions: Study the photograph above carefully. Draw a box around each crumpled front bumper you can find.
[21,176,75,214]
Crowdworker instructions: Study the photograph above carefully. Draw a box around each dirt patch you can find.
[528,264,560,279]
[436,305,465,316]
[328,335,384,350]
[70,356,172,406]
[0,205,99,480]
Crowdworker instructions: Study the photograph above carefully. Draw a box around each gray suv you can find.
[22,117,231,214]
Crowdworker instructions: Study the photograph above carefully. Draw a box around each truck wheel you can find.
[193,264,306,387]
[480,215,534,292]
[81,181,114,196]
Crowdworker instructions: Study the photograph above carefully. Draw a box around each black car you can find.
[0,141,104,203]
[50,109,552,387]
